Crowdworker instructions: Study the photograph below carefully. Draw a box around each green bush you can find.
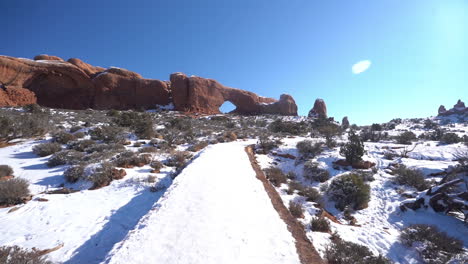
[440,133,461,144]
[113,112,155,139]
[325,237,392,264]
[67,139,97,152]
[264,167,287,187]
[32,142,62,157]
[327,173,370,211]
[397,131,417,145]
[340,131,365,164]
[311,217,330,232]
[392,165,429,191]
[0,245,52,264]
[0,165,13,177]
[0,178,30,206]
[296,140,322,159]
[400,224,464,264]
[114,151,152,168]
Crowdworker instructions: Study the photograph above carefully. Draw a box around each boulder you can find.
[308,98,327,118]
[170,73,297,115]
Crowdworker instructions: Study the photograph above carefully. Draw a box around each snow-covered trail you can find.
[105,142,301,264]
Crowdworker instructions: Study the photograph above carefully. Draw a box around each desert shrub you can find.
[0,245,52,264]
[392,165,429,191]
[223,131,237,141]
[188,141,209,152]
[268,119,308,135]
[114,151,152,168]
[133,142,142,147]
[138,146,158,153]
[89,125,126,143]
[74,132,86,139]
[317,124,341,147]
[311,217,330,232]
[22,103,44,114]
[340,131,365,164]
[168,117,192,131]
[303,161,330,182]
[325,237,392,264]
[400,224,464,264]
[67,139,96,152]
[64,165,86,183]
[0,165,13,177]
[383,151,397,160]
[150,160,164,172]
[396,131,417,145]
[296,140,323,159]
[53,131,76,144]
[32,142,62,157]
[424,119,438,129]
[264,167,287,187]
[327,173,370,211]
[47,150,85,167]
[84,143,125,154]
[440,133,461,144]
[88,162,118,188]
[288,201,304,218]
[0,178,30,206]
[257,135,281,154]
[300,186,322,203]
[165,151,192,169]
[0,112,50,141]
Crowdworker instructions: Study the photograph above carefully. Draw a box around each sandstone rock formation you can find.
[308,98,327,118]
[438,99,467,116]
[170,73,297,115]
[0,55,297,115]
[438,105,447,115]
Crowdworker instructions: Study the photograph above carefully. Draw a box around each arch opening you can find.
[219,101,236,114]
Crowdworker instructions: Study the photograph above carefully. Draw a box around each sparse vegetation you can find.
[325,236,392,264]
[0,165,14,177]
[264,167,287,187]
[296,140,322,159]
[392,165,429,191]
[47,150,85,167]
[288,201,304,218]
[400,224,464,264]
[53,131,76,144]
[257,135,281,154]
[440,132,461,144]
[310,217,330,232]
[0,178,30,206]
[303,161,330,182]
[64,165,86,183]
[0,245,52,264]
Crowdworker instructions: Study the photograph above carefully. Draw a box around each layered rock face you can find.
[0,55,297,115]
[438,99,467,116]
[170,73,297,115]
[308,98,327,117]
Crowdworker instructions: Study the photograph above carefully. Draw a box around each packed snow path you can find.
[105,142,301,264]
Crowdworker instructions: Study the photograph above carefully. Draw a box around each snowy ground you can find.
[0,140,301,264]
[0,139,174,263]
[105,142,301,264]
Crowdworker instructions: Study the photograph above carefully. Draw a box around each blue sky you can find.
[2,0,467,125]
